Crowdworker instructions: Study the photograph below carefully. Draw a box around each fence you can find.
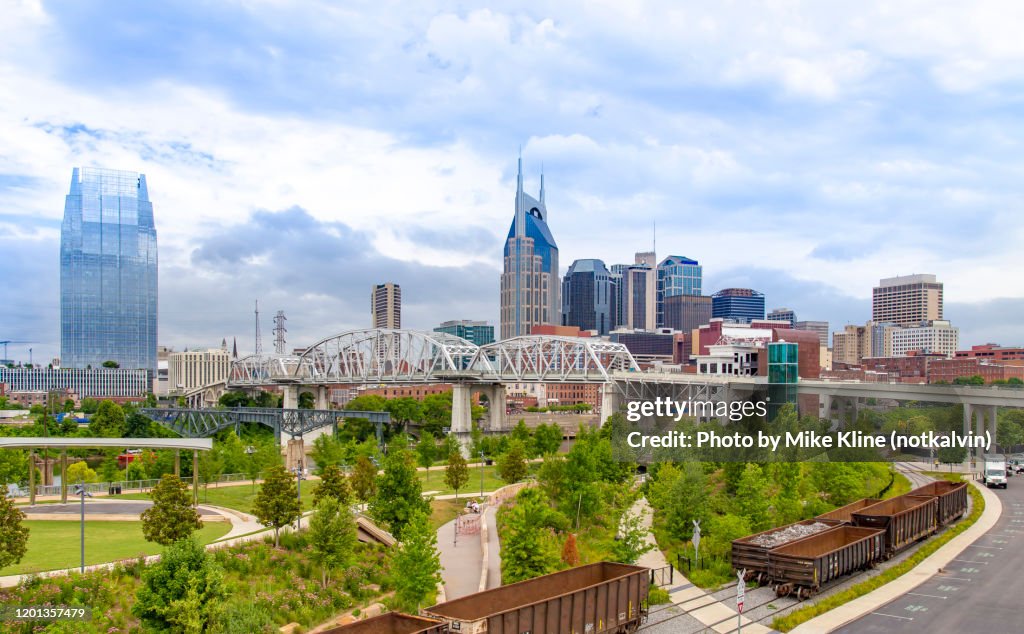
[650,564,674,587]
[32,472,249,497]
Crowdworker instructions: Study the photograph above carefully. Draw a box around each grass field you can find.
[419,463,536,496]
[0,520,232,576]
[121,482,316,515]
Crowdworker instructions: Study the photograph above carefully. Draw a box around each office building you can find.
[656,256,702,327]
[886,320,959,358]
[610,328,677,363]
[794,320,829,348]
[371,282,401,329]
[711,288,765,324]
[434,320,495,346]
[663,294,712,333]
[0,367,149,401]
[872,274,943,327]
[619,252,658,330]
[167,348,232,394]
[768,308,796,326]
[60,167,158,373]
[500,157,559,338]
[832,323,873,366]
[561,259,617,335]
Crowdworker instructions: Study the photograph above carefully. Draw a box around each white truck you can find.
[982,453,1008,489]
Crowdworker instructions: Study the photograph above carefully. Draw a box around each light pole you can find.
[479,451,485,498]
[73,481,92,573]
[293,464,302,530]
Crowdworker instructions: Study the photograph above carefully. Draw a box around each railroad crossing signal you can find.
[737,568,746,612]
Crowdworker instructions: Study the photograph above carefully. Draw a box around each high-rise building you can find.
[872,274,943,327]
[711,288,765,324]
[832,324,872,366]
[561,259,617,335]
[619,252,658,330]
[500,157,559,339]
[663,294,712,333]
[886,320,959,358]
[656,256,702,327]
[768,307,796,326]
[60,167,158,373]
[434,320,495,346]
[168,348,231,394]
[794,320,829,348]
[371,282,401,329]
[609,264,627,329]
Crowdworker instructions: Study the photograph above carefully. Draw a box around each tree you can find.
[313,464,351,508]
[133,537,225,633]
[308,497,356,587]
[612,511,654,565]
[196,449,223,497]
[297,391,315,409]
[125,411,154,437]
[310,433,347,472]
[416,431,437,480]
[65,460,98,484]
[498,439,529,483]
[89,401,126,437]
[141,474,203,546]
[561,533,580,567]
[385,397,423,431]
[101,360,120,368]
[500,488,563,583]
[421,391,454,436]
[350,455,378,509]
[369,446,429,539]
[391,510,442,612]
[0,492,29,569]
[533,422,563,456]
[0,449,28,487]
[735,463,772,531]
[253,464,301,547]
[445,450,470,500]
[80,398,100,414]
[245,440,280,492]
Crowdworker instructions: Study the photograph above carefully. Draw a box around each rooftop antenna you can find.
[273,310,287,355]
[653,219,656,257]
[254,300,262,356]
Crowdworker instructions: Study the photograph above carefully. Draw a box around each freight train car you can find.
[732,519,845,583]
[815,498,881,523]
[424,562,649,634]
[851,495,938,557]
[907,481,968,526]
[767,526,886,598]
[321,612,448,634]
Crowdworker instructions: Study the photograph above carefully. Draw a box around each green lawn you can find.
[0,521,231,576]
[418,464,530,496]
[121,482,315,515]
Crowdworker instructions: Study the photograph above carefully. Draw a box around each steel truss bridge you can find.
[161,327,1024,442]
[228,329,639,386]
[139,407,391,442]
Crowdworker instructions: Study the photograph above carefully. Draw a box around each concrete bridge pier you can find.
[475,384,507,432]
[599,383,621,425]
[285,438,305,473]
[964,404,999,460]
[316,385,329,410]
[282,385,298,410]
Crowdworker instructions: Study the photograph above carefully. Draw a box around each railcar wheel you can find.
[776,583,791,597]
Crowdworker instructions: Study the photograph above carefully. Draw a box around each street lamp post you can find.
[479,451,485,498]
[293,464,302,530]
[73,481,92,573]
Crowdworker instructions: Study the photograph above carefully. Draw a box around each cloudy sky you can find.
[3,0,1024,363]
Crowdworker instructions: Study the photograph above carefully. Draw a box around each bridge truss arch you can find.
[230,354,302,386]
[471,335,639,382]
[294,329,481,383]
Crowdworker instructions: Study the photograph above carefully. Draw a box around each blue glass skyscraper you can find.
[60,167,158,372]
[656,255,702,328]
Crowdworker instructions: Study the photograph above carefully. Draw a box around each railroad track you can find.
[894,461,935,489]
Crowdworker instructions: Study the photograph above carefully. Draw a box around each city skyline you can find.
[3,2,1024,361]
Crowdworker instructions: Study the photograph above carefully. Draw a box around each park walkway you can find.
[628,497,773,634]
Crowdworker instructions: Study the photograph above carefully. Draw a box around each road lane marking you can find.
[872,612,913,620]
[966,545,1003,549]
[939,576,972,581]
[952,560,988,564]
[936,585,959,592]
[908,592,947,599]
